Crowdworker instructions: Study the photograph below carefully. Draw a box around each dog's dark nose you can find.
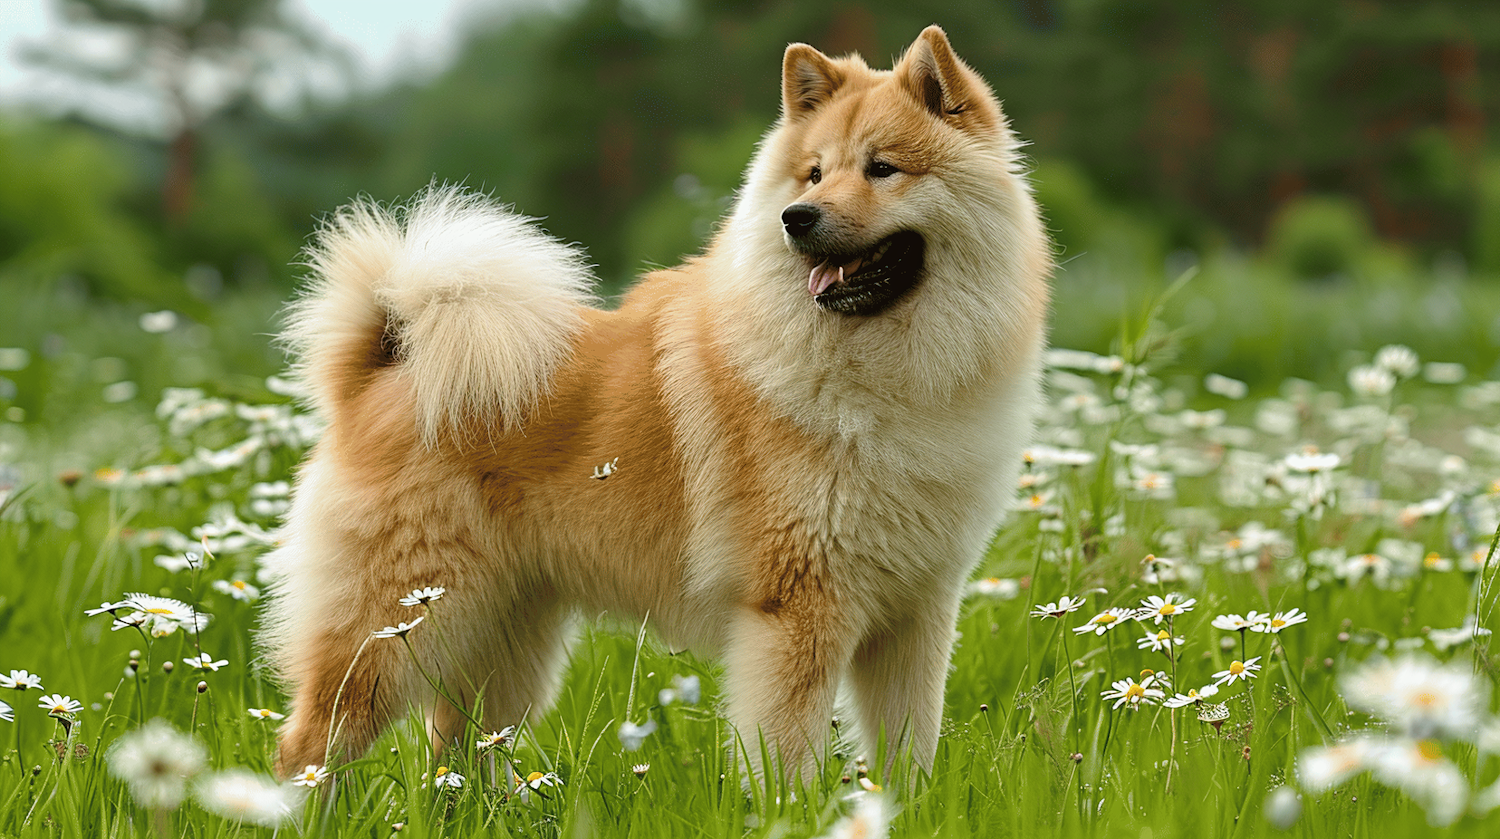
[781,203,821,238]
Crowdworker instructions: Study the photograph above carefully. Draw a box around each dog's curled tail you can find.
[282,186,594,444]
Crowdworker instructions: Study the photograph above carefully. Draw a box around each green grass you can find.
[0,258,1498,837]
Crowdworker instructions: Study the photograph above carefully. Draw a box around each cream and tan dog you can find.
[261,25,1050,779]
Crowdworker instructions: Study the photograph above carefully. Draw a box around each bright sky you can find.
[0,0,568,131]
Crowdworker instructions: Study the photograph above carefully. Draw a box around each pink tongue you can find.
[808,263,843,296]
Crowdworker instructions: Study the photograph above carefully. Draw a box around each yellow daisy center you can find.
[144,608,174,615]
[1271,619,1286,628]
[1230,661,1245,675]
[1156,630,1171,641]
[436,766,448,776]
[1412,691,1440,708]
[233,580,247,590]
[1125,684,1146,699]
[1094,614,1117,625]
[1159,603,1177,615]
[1187,689,1199,698]
[526,771,545,783]
[1417,740,1443,762]
[1424,553,1442,568]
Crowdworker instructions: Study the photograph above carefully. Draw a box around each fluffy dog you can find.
[261,24,1051,780]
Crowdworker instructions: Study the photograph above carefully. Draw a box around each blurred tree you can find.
[22,0,347,221]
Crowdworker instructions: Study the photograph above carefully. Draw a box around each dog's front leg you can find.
[849,591,961,778]
[721,591,854,783]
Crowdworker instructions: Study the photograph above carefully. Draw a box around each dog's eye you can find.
[867,161,900,179]
[809,165,822,185]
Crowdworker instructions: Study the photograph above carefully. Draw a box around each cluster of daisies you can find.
[94,382,320,492]
[1030,592,1308,719]
[0,669,82,731]
[1011,343,1498,598]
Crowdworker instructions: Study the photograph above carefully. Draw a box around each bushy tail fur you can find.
[281,186,595,443]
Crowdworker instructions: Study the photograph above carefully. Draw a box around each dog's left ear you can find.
[898,26,993,127]
[782,43,844,119]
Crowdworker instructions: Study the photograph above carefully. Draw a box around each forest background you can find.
[3,0,1499,398]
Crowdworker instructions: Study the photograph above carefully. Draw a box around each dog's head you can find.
[764,26,1022,318]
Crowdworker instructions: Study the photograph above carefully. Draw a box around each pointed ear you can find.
[898,25,989,124]
[782,43,843,118]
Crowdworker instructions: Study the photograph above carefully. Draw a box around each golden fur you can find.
[260,25,1052,780]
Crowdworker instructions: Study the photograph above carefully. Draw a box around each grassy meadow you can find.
[0,254,1498,838]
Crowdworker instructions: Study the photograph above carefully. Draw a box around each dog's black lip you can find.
[810,231,925,317]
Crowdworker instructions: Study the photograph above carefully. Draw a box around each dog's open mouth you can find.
[805,231,925,316]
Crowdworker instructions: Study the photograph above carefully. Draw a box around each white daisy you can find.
[247,708,285,721]
[107,719,208,809]
[1374,345,1420,379]
[1211,613,1254,632]
[1340,655,1487,740]
[1251,608,1308,634]
[0,700,11,722]
[1100,674,1165,710]
[195,769,298,827]
[432,766,465,789]
[291,764,330,788]
[0,669,43,691]
[1348,364,1396,398]
[477,726,516,750]
[398,586,446,607]
[1074,608,1132,636]
[1030,595,1087,619]
[1136,593,1196,624]
[184,652,229,672]
[1283,450,1340,473]
[212,579,261,602]
[1212,657,1262,687]
[372,617,424,639]
[117,593,212,636]
[1163,684,1220,708]
[38,693,82,718]
[514,770,561,802]
[1137,628,1185,653]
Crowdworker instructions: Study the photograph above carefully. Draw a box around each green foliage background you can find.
[1,2,1500,836]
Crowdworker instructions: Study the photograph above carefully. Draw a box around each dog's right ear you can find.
[782,44,843,119]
